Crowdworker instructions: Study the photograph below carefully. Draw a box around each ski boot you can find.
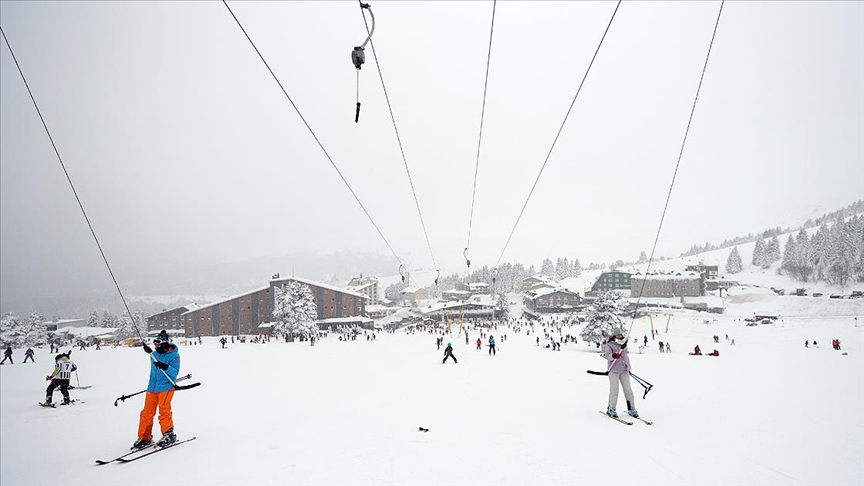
[606,408,618,418]
[628,409,639,418]
[131,438,153,450]
[62,396,71,405]
[156,429,177,447]
[43,396,52,406]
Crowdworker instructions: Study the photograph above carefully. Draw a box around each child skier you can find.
[476,338,482,350]
[44,352,76,405]
[604,327,638,419]
[133,334,180,449]
[442,342,457,364]
[24,347,35,363]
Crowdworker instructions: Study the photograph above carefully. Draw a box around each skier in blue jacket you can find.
[133,332,181,449]
[488,336,496,356]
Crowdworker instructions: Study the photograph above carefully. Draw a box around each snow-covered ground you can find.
[2,297,863,486]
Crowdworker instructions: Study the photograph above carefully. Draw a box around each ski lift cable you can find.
[0,27,194,389]
[494,0,622,268]
[222,1,403,266]
[465,0,497,255]
[626,0,724,337]
[360,3,438,272]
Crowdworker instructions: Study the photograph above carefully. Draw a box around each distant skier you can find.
[44,352,76,405]
[436,337,441,350]
[691,345,702,356]
[707,349,720,357]
[24,347,35,363]
[220,337,227,349]
[133,334,180,450]
[643,335,648,347]
[805,340,809,348]
[476,338,482,350]
[442,342,457,364]
[658,341,665,353]
[665,342,671,353]
[488,336,497,356]
[1,345,12,364]
[536,336,540,346]
[604,327,638,419]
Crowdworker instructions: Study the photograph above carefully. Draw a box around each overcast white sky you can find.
[1,1,862,302]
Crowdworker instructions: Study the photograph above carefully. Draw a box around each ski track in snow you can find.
[1,300,863,486]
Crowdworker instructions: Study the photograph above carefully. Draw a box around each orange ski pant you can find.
[137,390,175,440]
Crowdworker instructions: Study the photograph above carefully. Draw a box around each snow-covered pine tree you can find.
[541,258,555,278]
[23,312,47,347]
[101,311,116,328]
[751,238,766,267]
[725,246,743,274]
[496,291,510,319]
[794,228,813,281]
[571,258,582,277]
[0,313,23,347]
[272,281,319,340]
[87,311,99,328]
[765,235,781,266]
[780,235,797,277]
[115,314,140,339]
[579,292,623,347]
[637,251,648,264]
[809,223,830,281]
[828,218,858,286]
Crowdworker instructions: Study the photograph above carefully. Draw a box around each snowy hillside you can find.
[1,311,862,486]
[554,222,864,298]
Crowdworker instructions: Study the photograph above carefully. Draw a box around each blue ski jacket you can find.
[147,344,180,393]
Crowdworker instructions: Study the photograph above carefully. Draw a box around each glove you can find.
[142,344,153,354]
[612,351,622,359]
[46,375,53,381]
[153,361,169,370]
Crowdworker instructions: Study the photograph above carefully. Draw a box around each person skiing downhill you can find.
[133,332,180,449]
[604,327,638,419]
[44,352,76,405]
[24,347,35,363]
[476,338,482,350]
[1,345,12,364]
[442,342,457,364]
[488,336,496,356]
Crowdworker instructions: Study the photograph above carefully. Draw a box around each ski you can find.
[116,437,196,463]
[633,416,653,425]
[599,411,632,425]
[38,402,55,408]
[95,445,156,465]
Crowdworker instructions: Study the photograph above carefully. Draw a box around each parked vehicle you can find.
[812,292,823,298]
[830,294,844,299]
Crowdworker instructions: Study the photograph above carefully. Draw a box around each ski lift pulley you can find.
[352,2,376,123]
[463,248,471,271]
[435,269,441,286]
[399,264,406,283]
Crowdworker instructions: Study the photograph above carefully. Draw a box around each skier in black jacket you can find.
[442,343,457,364]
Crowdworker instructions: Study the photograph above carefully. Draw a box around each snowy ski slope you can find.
[1,295,862,486]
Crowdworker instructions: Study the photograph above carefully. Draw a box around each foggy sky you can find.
[1,1,862,309]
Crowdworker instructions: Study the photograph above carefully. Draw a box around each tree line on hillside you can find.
[725,214,864,286]
[687,200,864,259]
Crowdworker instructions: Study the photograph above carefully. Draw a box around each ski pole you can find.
[75,370,81,388]
[113,373,192,407]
